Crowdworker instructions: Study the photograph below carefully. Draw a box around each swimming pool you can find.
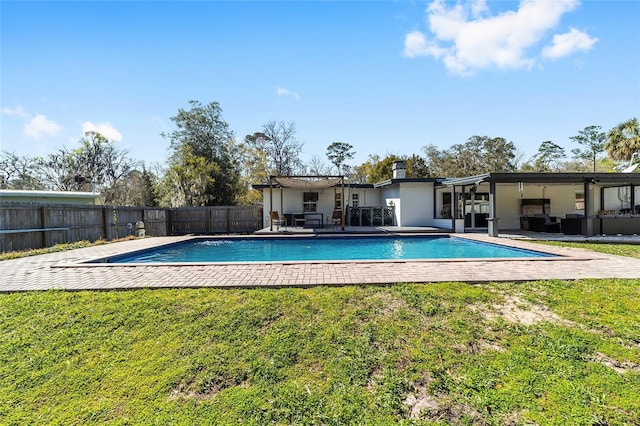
[94,235,555,264]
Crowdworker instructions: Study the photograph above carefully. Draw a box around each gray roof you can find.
[441,172,640,186]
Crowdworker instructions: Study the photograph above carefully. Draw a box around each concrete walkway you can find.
[2,234,640,292]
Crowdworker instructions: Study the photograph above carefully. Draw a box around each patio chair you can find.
[293,213,306,228]
[270,211,287,230]
[530,214,561,233]
[330,210,342,228]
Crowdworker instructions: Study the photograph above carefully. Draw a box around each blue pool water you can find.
[99,236,554,263]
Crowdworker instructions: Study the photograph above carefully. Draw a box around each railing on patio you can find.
[347,206,394,226]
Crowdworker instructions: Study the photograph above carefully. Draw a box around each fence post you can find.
[227,207,231,234]
[40,206,49,248]
[103,206,113,240]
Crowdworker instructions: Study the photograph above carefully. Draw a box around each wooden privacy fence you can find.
[0,204,263,252]
[168,206,263,235]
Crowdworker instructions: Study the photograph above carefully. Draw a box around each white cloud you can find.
[404,0,592,74]
[404,30,442,58]
[81,121,123,141]
[24,114,62,139]
[542,27,598,59]
[2,104,30,118]
[276,87,301,101]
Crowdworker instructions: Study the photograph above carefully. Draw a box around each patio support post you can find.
[488,181,498,237]
[280,187,284,229]
[341,177,345,230]
[269,176,273,231]
[450,184,457,232]
[583,179,593,236]
[461,185,466,223]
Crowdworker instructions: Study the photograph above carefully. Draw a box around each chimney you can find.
[392,161,406,179]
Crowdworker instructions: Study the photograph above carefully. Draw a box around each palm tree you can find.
[605,117,640,162]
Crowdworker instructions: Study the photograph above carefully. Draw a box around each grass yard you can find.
[2,277,639,425]
[532,240,640,259]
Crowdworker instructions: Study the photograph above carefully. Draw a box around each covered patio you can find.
[266,175,347,231]
[441,173,640,237]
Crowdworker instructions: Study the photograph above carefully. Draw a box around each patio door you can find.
[462,192,490,229]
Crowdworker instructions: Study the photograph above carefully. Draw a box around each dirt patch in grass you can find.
[403,382,482,422]
[169,373,247,400]
[452,339,507,355]
[369,291,409,317]
[471,294,574,327]
[593,352,640,374]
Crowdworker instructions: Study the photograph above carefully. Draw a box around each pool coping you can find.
[64,234,591,267]
[2,233,639,292]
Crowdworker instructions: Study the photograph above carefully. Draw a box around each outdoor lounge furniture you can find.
[330,210,342,228]
[270,211,287,230]
[289,212,323,228]
[292,213,306,228]
[594,215,640,235]
[529,214,561,233]
[560,214,584,235]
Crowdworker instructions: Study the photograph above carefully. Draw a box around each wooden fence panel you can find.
[144,209,167,237]
[46,206,105,244]
[112,207,143,239]
[169,208,209,235]
[0,205,42,251]
[228,206,263,233]
[1,203,262,252]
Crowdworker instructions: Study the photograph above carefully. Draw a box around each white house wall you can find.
[345,188,381,208]
[380,183,435,227]
[495,183,597,229]
[433,183,600,230]
[602,186,638,211]
[399,183,434,227]
[263,187,380,227]
[261,180,617,230]
[380,186,400,225]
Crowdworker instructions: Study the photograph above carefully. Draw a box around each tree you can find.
[531,141,566,172]
[423,136,518,177]
[369,155,401,182]
[570,125,606,173]
[405,154,430,177]
[0,151,42,189]
[350,154,379,184]
[35,151,78,191]
[108,168,159,206]
[245,121,303,176]
[306,155,332,176]
[35,131,138,203]
[605,117,640,163]
[236,140,269,206]
[162,100,242,206]
[350,153,429,183]
[326,142,355,175]
[159,145,217,207]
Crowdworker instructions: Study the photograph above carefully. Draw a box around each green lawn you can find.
[2,277,639,425]
[532,240,640,259]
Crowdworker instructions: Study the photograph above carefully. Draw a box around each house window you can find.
[303,192,318,212]
[335,192,342,209]
[463,192,489,214]
[575,192,584,211]
[439,192,452,219]
[351,193,359,207]
[521,199,550,216]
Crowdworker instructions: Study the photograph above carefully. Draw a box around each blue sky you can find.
[2,0,639,170]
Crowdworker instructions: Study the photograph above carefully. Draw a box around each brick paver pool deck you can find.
[2,234,640,292]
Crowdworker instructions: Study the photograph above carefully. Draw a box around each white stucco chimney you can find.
[392,161,406,179]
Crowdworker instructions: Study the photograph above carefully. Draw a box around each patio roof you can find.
[441,172,640,186]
